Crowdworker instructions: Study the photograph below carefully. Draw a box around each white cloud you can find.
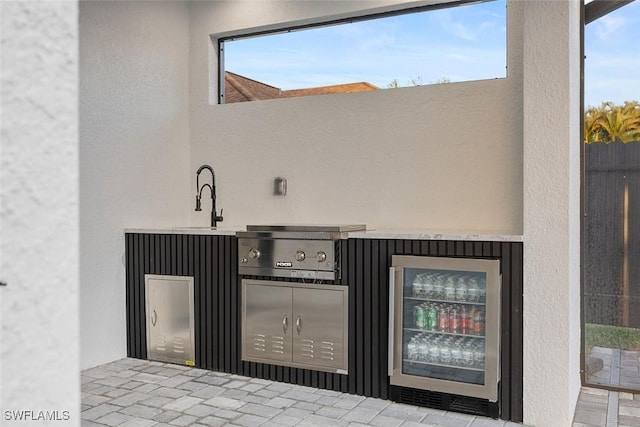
[594,15,626,40]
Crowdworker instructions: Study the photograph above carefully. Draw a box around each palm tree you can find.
[585,101,640,143]
[585,105,607,143]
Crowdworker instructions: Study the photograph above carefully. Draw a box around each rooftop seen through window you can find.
[218,0,507,104]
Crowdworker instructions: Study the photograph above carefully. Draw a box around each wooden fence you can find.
[584,142,640,327]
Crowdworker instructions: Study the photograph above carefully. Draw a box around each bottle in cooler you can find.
[427,341,440,364]
[432,274,444,299]
[450,342,463,366]
[462,340,475,367]
[418,338,429,362]
[439,342,452,365]
[473,343,485,369]
[443,276,456,301]
[455,277,468,302]
[467,277,481,302]
[478,277,487,303]
[407,337,419,361]
[422,273,434,299]
[412,275,422,298]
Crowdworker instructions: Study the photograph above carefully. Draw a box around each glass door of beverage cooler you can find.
[389,256,501,402]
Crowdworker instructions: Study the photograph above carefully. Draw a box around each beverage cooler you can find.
[389,255,501,405]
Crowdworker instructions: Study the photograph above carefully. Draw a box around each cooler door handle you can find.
[151,310,157,327]
[388,267,396,377]
[282,314,289,334]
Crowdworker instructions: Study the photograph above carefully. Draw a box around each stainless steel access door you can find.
[292,287,348,373]
[242,279,349,374]
[145,275,195,366]
[243,282,293,364]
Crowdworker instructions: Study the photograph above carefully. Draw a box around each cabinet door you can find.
[292,287,347,372]
[145,275,195,365]
[243,283,293,364]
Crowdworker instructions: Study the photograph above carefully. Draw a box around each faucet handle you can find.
[215,209,224,222]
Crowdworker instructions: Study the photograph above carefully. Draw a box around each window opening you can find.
[217,0,506,104]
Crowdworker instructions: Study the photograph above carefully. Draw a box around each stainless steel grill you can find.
[236,224,366,280]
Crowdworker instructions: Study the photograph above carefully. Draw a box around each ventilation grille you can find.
[396,387,499,419]
[251,334,286,355]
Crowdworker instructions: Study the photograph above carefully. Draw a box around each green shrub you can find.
[585,323,640,353]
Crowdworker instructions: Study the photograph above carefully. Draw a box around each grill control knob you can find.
[316,251,327,263]
[295,250,306,262]
[248,248,260,259]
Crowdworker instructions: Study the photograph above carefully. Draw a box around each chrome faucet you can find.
[195,164,223,227]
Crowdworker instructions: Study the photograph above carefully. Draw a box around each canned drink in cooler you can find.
[426,305,437,331]
[448,307,460,334]
[414,305,426,329]
[437,306,449,332]
[460,306,469,334]
[473,308,485,336]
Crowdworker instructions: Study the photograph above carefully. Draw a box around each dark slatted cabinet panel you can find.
[124,233,237,371]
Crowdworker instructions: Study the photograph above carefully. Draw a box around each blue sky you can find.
[225,0,638,107]
[585,0,640,108]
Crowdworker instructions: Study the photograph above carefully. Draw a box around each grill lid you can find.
[237,224,366,240]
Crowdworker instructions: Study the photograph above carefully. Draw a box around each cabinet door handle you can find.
[296,315,302,334]
[282,314,288,334]
[151,310,157,327]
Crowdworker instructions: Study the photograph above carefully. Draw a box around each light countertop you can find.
[124,227,241,236]
[125,227,522,242]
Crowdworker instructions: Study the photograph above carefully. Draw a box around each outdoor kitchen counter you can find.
[124,226,243,236]
[125,227,523,241]
[348,229,523,242]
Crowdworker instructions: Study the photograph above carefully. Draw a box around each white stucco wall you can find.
[522,1,582,426]
[79,1,192,369]
[0,1,79,424]
[188,0,523,233]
